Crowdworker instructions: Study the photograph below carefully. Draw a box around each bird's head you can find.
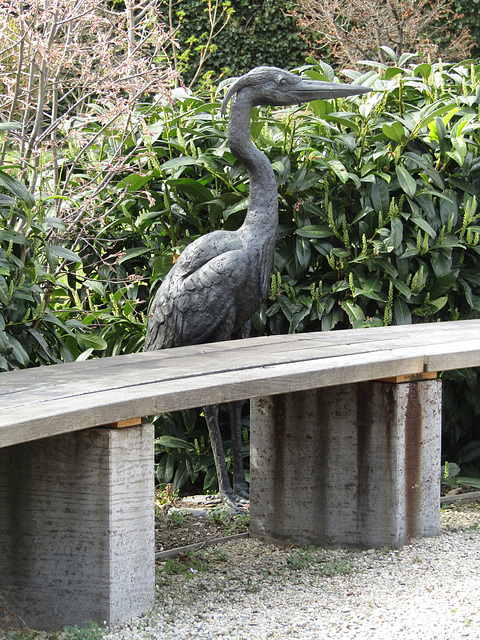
[221,66,371,116]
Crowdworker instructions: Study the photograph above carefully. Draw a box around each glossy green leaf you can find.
[396,165,416,197]
[429,296,448,311]
[379,45,397,62]
[117,174,152,193]
[384,67,403,80]
[77,334,108,350]
[390,217,403,249]
[0,122,21,131]
[383,122,406,142]
[118,247,151,264]
[343,300,365,324]
[393,279,412,299]
[160,157,199,172]
[296,225,335,239]
[327,160,349,184]
[48,246,82,263]
[413,63,431,80]
[295,236,311,272]
[412,216,435,238]
[393,298,411,325]
[157,435,196,451]
[370,178,390,214]
[0,170,35,207]
[166,178,214,202]
[429,271,460,298]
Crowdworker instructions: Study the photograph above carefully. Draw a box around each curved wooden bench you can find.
[1,319,479,629]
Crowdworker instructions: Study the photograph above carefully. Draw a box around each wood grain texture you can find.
[103,417,143,429]
[1,320,479,448]
[378,372,438,384]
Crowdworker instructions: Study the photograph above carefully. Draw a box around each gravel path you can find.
[107,506,479,640]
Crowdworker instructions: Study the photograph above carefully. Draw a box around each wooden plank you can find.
[1,336,478,418]
[103,418,143,429]
[0,320,479,449]
[1,327,479,420]
[0,349,428,447]
[377,372,438,384]
[2,319,478,402]
[1,320,479,411]
[440,491,480,505]
[155,532,249,560]
[424,339,480,371]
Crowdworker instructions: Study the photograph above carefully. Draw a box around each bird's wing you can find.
[145,236,249,350]
[168,231,235,279]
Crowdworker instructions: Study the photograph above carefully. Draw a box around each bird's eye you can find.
[277,77,288,88]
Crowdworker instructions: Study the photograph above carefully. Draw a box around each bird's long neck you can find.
[227,92,278,235]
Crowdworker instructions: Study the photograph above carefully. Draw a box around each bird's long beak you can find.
[290,79,372,103]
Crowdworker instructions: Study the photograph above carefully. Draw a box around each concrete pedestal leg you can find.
[0,424,154,630]
[250,380,441,549]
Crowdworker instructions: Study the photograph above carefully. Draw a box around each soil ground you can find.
[155,491,250,552]
[155,484,478,553]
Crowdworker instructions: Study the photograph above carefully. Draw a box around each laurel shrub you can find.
[2,55,480,488]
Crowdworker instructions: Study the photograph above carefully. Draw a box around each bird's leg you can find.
[227,320,251,500]
[227,400,249,500]
[203,404,245,511]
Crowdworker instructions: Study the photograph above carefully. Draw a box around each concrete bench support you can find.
[0,423,154,630]
[250,379,442,549]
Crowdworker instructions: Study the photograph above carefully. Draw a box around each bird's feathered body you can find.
[145,222,276,349]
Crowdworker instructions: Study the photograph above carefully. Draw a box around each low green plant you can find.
[287,546,318,570]
[442,461,480,491]
[163,551,210,575]
[163,558,185,575]
[63,622,104,640]
[229,512,250,534]
[206,509,249,534]
[317,559,354,577]
[155,484,179,507]
[241,577,261,593]
[286,546,354,575]
[167,510,185,526]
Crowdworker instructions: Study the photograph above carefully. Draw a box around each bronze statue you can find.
[145,67,370,508]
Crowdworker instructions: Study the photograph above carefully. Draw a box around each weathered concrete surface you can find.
[0,424,154,630]
[250,380,442,549]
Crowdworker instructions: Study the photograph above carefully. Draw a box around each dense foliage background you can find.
[1,0,480,493]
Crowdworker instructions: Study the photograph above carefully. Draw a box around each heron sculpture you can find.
[145,66,370,508]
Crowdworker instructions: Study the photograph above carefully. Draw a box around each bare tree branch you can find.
[293,0,474,67]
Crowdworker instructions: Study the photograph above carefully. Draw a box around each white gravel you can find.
[106,505,479,640]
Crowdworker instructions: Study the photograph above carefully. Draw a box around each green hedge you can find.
[2,56,480,489]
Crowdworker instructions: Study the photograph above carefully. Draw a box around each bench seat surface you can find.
[1,319,479,448]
